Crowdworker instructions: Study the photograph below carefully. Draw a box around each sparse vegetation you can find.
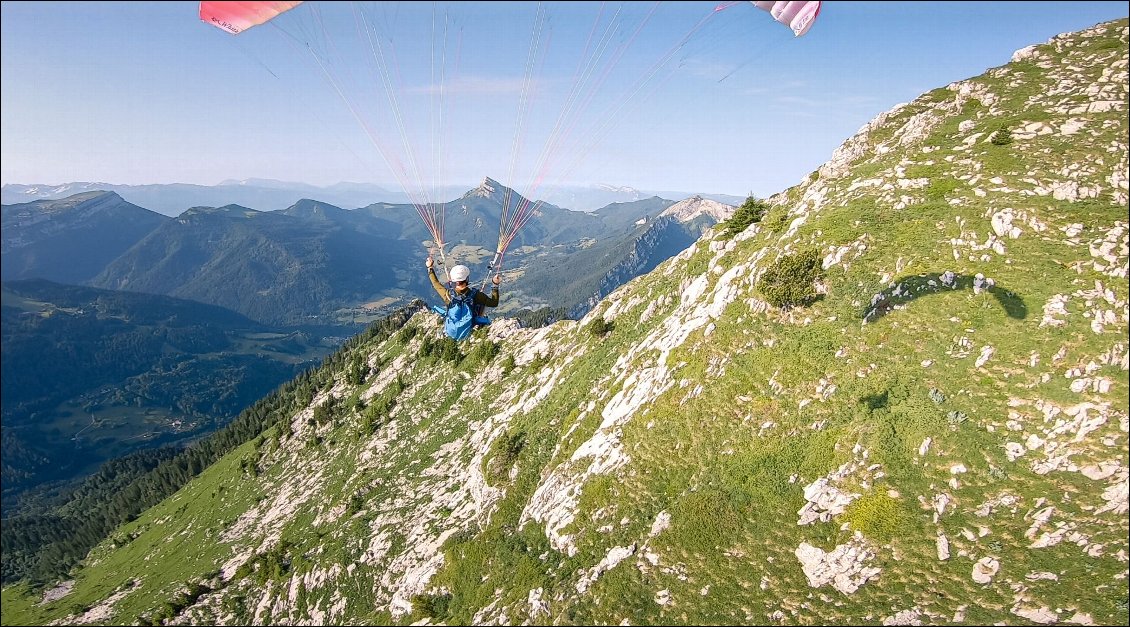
[841,491,908,542]
[485,429,527,485]
[464,339,500,368]
[722,196,769,237]
[585,316,614,337]
[761,205,791,233]
[990,123,1013,145]
[527,351,550,370]
[420,334,463,363]
[758,247,824,308]
[411,591,452,619]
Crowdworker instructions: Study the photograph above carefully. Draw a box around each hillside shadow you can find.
[863,272,1028,322]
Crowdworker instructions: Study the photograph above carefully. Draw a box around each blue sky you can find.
[2,2,1126,199]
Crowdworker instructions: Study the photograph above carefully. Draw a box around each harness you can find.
[430,285,491,340]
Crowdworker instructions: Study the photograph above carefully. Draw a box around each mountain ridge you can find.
[4,181,719,326]
[0,192,167,284]
[2,179,742,216]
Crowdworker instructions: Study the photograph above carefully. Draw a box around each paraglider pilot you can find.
[426,256,500,340]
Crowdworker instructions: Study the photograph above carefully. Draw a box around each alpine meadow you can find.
[1,17,1127,627]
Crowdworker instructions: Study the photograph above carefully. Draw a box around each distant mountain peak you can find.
[217,177,307,190]
[595,182,641,195]
[13,190,130,217]
[284,198,348,220]
[180,204,257,218]
[291,198,339,211]
[463,177,529,209]
[60,189,122,204]
[2,191,166,283]
[658,195,734,223]
[468,176,504,198]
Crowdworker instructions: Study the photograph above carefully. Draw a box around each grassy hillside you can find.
[2,18,1126,627]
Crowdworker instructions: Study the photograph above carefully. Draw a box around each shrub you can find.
[239,455,259,478]
[312,397,336,425]
[397,325,419,344]
[722,196,769,237]
[346,492,364,516]
[990,124,1013,145]
[486,429,526,484]
[761,206,791,233]
[345,355,368,384]
[464,340,500,368]
[411,592,452,619]
[527,352,550,371]
[420,335,463,363]
[842,491,906,541]
[358,412,378,438]
[758,247,824,309]
[585,316,614,338]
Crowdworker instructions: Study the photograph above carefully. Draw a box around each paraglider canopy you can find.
[197,1,824,280]
[199,1,303,35]
[750,1,821,37]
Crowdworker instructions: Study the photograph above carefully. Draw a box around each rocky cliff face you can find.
[570,196,734,318]
[5,18,1127,627]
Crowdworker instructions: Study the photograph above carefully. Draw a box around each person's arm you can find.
[475,283,500,307]
[426,261,450,304]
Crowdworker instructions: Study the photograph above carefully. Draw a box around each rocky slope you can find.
[2,18,1127,627]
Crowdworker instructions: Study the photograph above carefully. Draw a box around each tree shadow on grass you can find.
[862,272,1027,323]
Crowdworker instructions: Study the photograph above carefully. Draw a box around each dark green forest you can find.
[0,303,421,586]
[1,280,320,510]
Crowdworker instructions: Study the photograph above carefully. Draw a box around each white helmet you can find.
[450,265,471,282]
